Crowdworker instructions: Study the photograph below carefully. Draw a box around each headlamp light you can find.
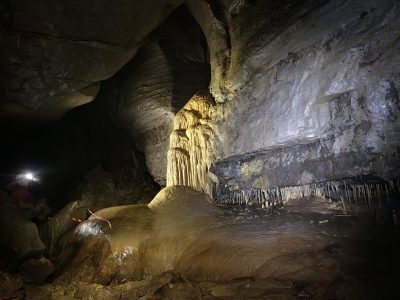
[18,172,39,182]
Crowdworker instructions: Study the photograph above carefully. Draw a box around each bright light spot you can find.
[24,173,34,180]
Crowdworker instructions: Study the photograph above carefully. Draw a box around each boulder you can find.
[43,200,87,256]
[79,166,155,211]
[0,190,45,259]
[19,256,54,283]
[0,271,24,299]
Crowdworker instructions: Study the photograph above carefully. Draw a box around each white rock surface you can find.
[206,0,400,183]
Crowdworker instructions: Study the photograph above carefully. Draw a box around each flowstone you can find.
[166,92,216,196]
[46,186,400,299]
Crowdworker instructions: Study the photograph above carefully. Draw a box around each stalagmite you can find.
[166,92,216,197]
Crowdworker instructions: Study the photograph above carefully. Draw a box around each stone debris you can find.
[19,256,54,283]
[0,271,24,299]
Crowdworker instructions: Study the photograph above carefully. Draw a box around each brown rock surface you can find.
[45,187,400,299]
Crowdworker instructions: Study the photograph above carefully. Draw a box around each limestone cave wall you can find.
[198,0,400,197]
[0,0,184,122]
[101,6,210,185]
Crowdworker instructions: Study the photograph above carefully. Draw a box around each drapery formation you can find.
[166,92,215,196]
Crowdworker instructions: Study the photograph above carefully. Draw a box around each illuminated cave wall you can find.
[128,0,400,206]
[186,0,400,207]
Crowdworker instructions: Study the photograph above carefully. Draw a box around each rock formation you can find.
[52,186,346,283]
[2,0,399,194]
[0,191,45,259]
[167,92,216,196]
[199,0,400,207]
[101,6,210,185]
[22,186,396,299]
[0,0,184,123]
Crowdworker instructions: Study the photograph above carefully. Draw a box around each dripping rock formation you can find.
[167,91,216,196]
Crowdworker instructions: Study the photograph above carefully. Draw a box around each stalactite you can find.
[217,179,400,216]
[166,92,216,197]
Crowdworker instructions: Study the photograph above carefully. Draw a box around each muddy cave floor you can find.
[1,195,400,300]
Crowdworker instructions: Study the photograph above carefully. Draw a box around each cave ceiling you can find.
[0,0,184,123]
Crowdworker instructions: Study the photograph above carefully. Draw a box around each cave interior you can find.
[0,0,400,299]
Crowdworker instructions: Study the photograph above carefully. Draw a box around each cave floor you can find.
[1,196,400,300]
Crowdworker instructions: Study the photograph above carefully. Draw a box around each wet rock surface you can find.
[39,164,157,258]
[40,200,87,257]
[4,186,393,299]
